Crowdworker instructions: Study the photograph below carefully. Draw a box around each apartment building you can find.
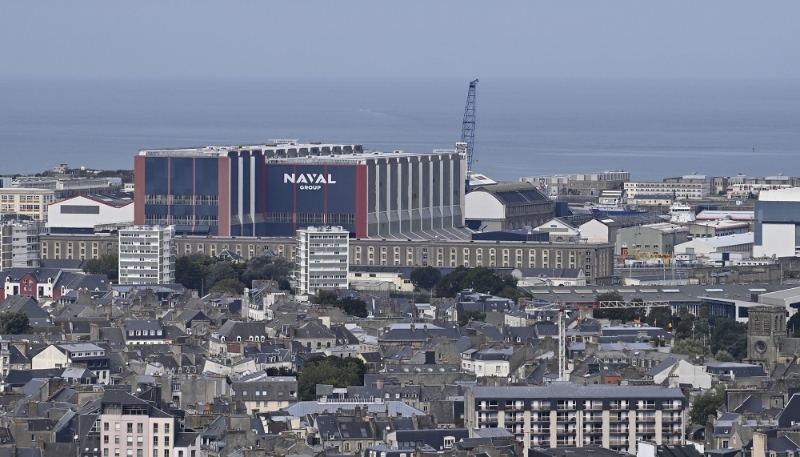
[92,390,199,457]
[465,384,685,455]
[0,188,56,221]
[118,226,175,285]
[31,343,111,384]
[624,181,708,200]
[0,220,40,268]
[230,373,298,414]
[296,226,349,294]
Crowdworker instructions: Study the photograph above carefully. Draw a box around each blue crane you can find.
[460,79,478,191]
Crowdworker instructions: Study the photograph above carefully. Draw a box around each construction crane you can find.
[460,79,478,191]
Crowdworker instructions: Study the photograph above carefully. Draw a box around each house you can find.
[535,218,581,243]
[230,372,298,414]
[579,218,623,244]
[123,320,167,345]
[0,295,48,319]
[31,343,111,384]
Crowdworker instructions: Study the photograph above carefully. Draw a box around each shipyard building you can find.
[134,141,465,238]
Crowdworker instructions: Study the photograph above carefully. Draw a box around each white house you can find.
[646,359,711,389]
[31,343,111,384]
[535,218,581,242]
[579,218,622,244]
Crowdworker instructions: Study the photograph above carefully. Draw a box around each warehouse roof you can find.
[472,182,550,206]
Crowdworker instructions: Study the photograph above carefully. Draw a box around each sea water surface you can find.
[0,77,798,181]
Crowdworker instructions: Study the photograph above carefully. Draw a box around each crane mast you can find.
[460,79,478,191]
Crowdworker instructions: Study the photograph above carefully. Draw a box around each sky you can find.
[2,1,800,80]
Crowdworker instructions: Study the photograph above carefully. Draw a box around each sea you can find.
[1,77,799,181]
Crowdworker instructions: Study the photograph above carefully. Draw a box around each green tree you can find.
[458,310,487,327]
[315,292,368,318]
[410,266,442,291]
[714,350,735,362]
[0,311,32,334]
[205,261,239,290]
[689,387,725,425]
[594,292,638,321]
[435,266,471,297]
[210,278,246,295]
[83,253,119,281]
[646,306,674,329]
[672,338,707,357]
[710,318,747,361]
[298,356,366,401]
[175,253,214,292]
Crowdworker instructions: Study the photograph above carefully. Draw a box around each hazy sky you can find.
[3,1,800,79]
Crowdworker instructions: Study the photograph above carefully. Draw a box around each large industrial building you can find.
[40,232,616,284]
[465,182,553,231]
[753,187,800,258]
[134,141,465,238]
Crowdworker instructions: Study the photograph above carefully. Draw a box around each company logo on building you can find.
[284,173,336,191]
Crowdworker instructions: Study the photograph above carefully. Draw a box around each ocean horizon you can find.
[1,77,799,181]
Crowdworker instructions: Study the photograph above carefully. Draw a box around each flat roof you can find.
[470,384,684,400]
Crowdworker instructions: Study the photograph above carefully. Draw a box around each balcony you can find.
[609,438,629,446]
[636,426,656,434]
[583,413,602,422]
[610,414,629,423]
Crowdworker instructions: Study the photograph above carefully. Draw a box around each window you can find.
[104,450,108,457]
[127,424,133,433]
[104,436,109,444]
[115,437,120,445]
[104,423,109,432]
[115,423,120,431]
[178,453,183,457]
[164,438,169,447]
[153,451,158,457]
[164,451,169,457]
[127,451,133,457]
[153,437,158,446]
[127,437,133,446]
[137,424,143,434]
[137,452,143,457]
[153,424,158,434]
[137,437,143,447]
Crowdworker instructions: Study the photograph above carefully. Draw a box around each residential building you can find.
[0,220,40,268]
[0,188,56,221]
[465,384,685,455]
[296,226,349,295]
[624,181,708,200]
[230,373,298,414]
[31,343,111,384]
[118,225,175,285]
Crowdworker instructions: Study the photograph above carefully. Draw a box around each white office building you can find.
[297,226,349,295]
[118,225,175,285]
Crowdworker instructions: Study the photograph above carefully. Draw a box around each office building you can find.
[134,140,465,238]
[118,225,175,285]
[0,188,56,221]
[465,384,685,455]
[297,226,349,294]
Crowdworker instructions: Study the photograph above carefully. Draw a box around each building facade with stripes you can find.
[134,141,465,238]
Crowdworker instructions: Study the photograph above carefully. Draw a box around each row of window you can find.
[103,422,169,433]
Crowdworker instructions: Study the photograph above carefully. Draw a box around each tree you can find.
[435,266,470,297]
[646,306,674,329]
[434,266,518,298]
[714,350,735,362]
[0,311,32,334]
[297,356,366,401]
[710,318,747,361]
[594,291,637,322]
[689,387,725,425]
[672,338,707,357]
[205,261,238,290]
[410,266,441,291]
[175,253,214,292]
[210,278,246,295]
[315,292,368,318]
[83,253,118,281]
[458,310,487,327]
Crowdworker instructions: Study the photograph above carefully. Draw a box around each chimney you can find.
[752,431,767,457]
[410,324,415,332]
